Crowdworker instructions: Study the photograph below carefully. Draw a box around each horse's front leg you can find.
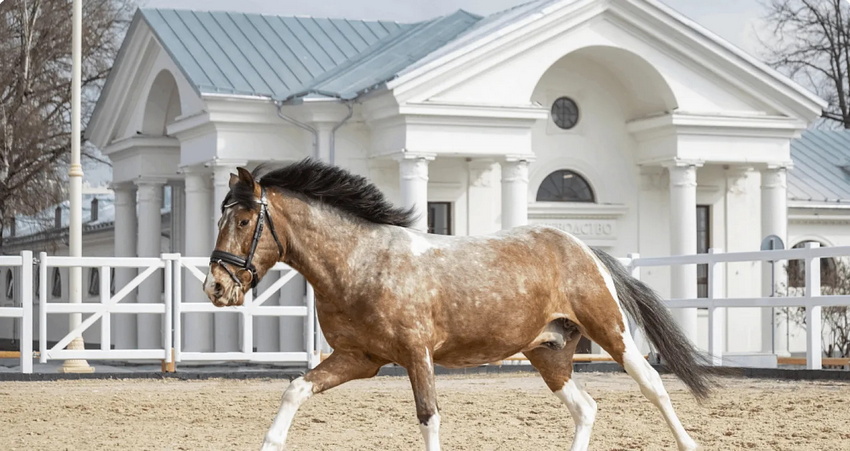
[404,348,440,451]
[261,351,385,451]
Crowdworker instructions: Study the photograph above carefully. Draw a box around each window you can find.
[52,268,62,298]
[88,268,100,296]
[536,170,595,203]
[696,206,710,298]
[551,97,579,130]
[787,241,838,289]
[427,202,452,235]
[5,269,13,299]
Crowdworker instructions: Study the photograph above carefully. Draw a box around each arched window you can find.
[536,170,595,202]
[787,241,839,289]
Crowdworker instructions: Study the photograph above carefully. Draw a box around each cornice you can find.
[627,112,807,140]
[528,202,628,219]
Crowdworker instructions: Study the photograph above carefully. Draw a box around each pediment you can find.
[388,0,825,124]
[87,12,204,150]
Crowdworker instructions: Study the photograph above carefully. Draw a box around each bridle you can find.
[210,187,284,289]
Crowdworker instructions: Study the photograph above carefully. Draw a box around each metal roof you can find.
[140,8,481,101]
[789,130,850,205]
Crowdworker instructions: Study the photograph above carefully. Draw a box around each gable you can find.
[388,0,826,123]
[87,12,204,148]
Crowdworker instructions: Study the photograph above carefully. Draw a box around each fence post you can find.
[804,242,822,370]
[99,266,111,351]
[707,248,725,366]
[20,251,33,374]
[38,252,48,364]
[174,256,183,363]
[162,254,175,372]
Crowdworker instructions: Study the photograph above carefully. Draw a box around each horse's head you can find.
[204,167,285,307]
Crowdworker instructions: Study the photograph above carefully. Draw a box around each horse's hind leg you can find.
[580,308,698,450]
[523,338,597,451]
[261,351,386,451]
[618,329,698,450]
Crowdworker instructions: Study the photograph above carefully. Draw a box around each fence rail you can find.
[2,244,850,374]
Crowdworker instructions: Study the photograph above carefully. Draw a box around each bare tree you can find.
[762,0,850,128]
[0,0,132,247]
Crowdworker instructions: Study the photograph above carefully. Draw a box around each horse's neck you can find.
[279,200,374,296]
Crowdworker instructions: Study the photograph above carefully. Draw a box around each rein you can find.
[210,187,284,289]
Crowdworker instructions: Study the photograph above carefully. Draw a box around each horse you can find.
[203,159,716,451]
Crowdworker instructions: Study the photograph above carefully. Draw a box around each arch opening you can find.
[142,70,182,136]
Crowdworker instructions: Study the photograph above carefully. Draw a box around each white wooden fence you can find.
[3,245,849,374]
[5,253,318,374]
[175,257,316,368]
[624,243,850,370]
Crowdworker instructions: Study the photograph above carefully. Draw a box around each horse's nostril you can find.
[214,282,223,294]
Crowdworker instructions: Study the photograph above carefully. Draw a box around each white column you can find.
[112,183,137,349]
[183,168,214,352]
[667,162,700,345]
[398,154,434,232]
[212,160,247,352]
[761,165,789,354]
[467,160,498,236]
[501,157,532,230]
[135,178,166,349]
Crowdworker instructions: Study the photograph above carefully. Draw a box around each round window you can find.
[551,97,579,130]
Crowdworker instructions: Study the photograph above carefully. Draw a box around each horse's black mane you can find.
[225,159,416,228]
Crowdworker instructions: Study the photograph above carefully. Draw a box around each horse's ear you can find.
[230,168,254,187]
[228,173,239,189]
[236,167,262,197]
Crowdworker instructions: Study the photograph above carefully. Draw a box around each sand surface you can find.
[1,372,848,450]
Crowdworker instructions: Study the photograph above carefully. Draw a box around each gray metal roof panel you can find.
[789,130,850,204]
[140,8,408,98]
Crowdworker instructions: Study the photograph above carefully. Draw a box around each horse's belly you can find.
[434,350,520,368]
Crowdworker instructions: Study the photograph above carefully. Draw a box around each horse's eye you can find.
[239,219,250,227]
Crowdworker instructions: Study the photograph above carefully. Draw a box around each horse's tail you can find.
[590,247,717,400]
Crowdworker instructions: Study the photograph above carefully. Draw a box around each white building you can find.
[4,0,850,360]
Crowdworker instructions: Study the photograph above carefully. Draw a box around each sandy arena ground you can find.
[1,372,848,450]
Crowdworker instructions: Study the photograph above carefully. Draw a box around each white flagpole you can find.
[60,0,93,373]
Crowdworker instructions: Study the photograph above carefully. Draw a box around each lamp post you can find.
[59,0,93,373]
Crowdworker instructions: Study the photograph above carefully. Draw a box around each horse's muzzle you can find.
[203,271,245,307]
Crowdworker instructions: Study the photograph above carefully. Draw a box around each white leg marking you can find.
[419,412,441,451]
[555,379,597,451]
[261,377,314,451]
